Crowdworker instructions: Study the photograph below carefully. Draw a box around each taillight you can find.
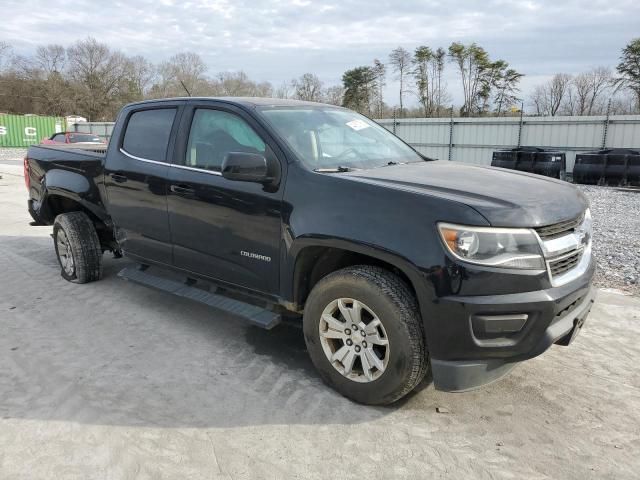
[23,157,30,191]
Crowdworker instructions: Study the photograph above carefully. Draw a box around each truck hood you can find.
[345,160,588,227]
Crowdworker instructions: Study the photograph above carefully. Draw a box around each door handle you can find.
[110,172,128,183]
[170,184,196,196]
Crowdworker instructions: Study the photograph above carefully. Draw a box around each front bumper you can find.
[428,259,596,392]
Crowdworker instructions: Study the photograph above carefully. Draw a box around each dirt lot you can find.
[1,160,639,479]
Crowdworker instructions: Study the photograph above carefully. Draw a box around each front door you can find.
[104,105,181,264]
[166,104,284,295]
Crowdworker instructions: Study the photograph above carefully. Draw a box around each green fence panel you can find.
[0,114,66,147]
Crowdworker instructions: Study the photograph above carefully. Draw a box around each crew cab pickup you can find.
[24,97,595,405]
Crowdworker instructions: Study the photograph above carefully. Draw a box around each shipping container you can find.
[0,114,66,148]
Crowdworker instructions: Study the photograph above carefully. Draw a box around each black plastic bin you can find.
[515,149,537,173]
[491,147,566,179]
[573,149,640,185]
[573,152,606,184]
[628,155,640,185]
[491,150,517,170]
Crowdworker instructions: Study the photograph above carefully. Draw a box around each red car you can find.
[41,132,106,145]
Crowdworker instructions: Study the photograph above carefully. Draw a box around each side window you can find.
[122,108,176,162]
[53,134,66,143]
[185,109,266,172]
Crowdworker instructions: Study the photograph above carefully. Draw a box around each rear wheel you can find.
[53,212,103,283]
[303,265,428,405]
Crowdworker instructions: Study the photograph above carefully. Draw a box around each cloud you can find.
[1,0,638,105]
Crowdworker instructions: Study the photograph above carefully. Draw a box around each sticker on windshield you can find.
[346,119,370,131]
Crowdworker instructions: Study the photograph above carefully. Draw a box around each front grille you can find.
[549,250,582,277]
[535,215,583,240]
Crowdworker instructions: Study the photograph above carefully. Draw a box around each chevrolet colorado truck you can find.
[24,97,596,405]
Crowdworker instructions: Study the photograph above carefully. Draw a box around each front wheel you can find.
[303,266,428,405]
[53,212,103,283]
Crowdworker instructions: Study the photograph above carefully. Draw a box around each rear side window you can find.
[122,108,176,162]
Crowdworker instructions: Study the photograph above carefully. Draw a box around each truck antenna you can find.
[179,80,192,97]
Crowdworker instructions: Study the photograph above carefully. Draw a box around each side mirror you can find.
[221,152,274,183]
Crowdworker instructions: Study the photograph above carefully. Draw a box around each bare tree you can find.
[35,45,66,74]
[33,46,72,116]
[253,81,273,97]
[432,47,448,116]
[274,81,292,99]
[66,37,131,119]
[213,71,272,97]
[158,52,207,96]
[389,47,411,116]
[549,74,573,116]
[572,67,613,115]
[529,73,572,116]
[0,41,11,72]
[323,85,344,106]
[609,89,639,114]
[125,55,156,98]
[292,73,323,102]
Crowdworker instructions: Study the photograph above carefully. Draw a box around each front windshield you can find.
[259,107,423,170]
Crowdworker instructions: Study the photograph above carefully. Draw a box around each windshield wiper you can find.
[313,166,356,173]
[370,161,403,169]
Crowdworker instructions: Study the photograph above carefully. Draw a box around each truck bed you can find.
[25,144,109,225]
[27,143,107,161]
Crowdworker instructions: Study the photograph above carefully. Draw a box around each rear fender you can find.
[40,169,107,222]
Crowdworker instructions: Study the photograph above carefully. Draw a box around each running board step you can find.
[118,265,281,330]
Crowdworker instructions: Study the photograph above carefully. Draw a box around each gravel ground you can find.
[1,148,637,294]
[578,185,640,295]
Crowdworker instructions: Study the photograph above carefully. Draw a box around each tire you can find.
[303,265,428,405]
[53,211,103,283]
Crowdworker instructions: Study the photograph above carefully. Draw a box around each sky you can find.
[1,0,638,107]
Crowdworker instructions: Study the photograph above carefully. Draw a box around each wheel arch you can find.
[40,192,114,252]
[40,169,109,224]
[286,237,428,313]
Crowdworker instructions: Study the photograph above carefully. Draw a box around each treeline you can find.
[529,39,640,116]
[0,37,638,120]
[342,43,523,118]
[0,39,341,120]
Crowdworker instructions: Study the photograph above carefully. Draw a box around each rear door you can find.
[104,103,183,264]
[166,102,285,294]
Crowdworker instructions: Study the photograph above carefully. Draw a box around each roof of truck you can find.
[127,97,341,109]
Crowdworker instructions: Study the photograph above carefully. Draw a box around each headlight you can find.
[579,208,592,246]
[438,223,545,270]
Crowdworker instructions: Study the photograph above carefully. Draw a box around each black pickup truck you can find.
[24,97,595,405]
